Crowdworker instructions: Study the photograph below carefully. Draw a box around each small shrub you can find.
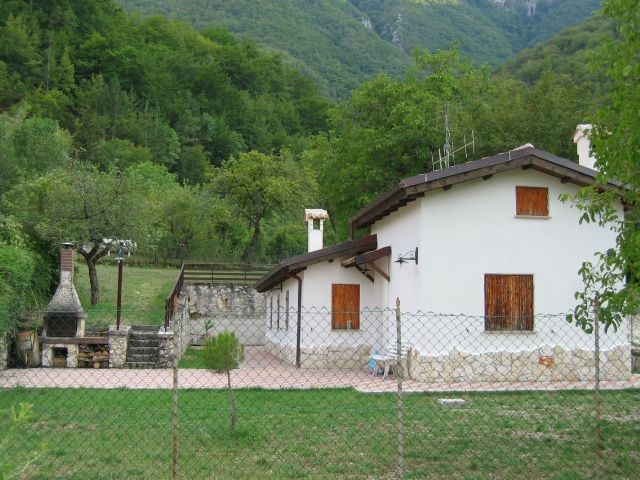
[203,332,244,432]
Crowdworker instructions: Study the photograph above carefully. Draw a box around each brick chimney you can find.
[305,209,329,252]
[59,242,74,286]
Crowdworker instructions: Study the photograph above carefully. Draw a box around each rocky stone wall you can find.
[186,285,267,345]
[0,334,7,370]
[630,316,640,346]
[109,325,130,368]
[410,345,632,383]
[265,338,371,370]
[157,329,175,368]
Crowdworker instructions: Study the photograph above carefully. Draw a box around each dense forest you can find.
[0,0,627,328]
[120,0,601,98]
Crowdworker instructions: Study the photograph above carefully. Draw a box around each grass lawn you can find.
[178,346,207,368]
[74,263,179,327]
[1,387,638,479]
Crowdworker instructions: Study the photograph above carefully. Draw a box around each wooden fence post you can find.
[395,297,405,480]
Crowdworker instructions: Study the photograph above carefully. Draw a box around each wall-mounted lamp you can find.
[395,247,418,265]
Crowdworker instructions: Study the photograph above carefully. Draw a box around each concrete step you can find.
[131,325,159,332]
[125,361,161,369]
[126,327,161,368]
[127,346,159,355]
[128,339,160,347]
[129,331,159,339]
[126,353,159,363]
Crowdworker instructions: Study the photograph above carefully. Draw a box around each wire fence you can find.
[0,300,639,479]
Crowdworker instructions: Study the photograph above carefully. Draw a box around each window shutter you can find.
[516,186,548,216]
[485,274,534,331]
[332,284,360,330]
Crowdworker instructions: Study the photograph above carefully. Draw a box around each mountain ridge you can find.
[120,0,601,97]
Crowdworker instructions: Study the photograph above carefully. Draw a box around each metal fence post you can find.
[395,298,405,480]
[593,296,602,479]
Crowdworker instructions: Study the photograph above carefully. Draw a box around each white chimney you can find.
[305,209,329,252]
[573,124,596,170]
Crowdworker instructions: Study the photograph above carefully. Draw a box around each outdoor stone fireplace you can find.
[41,244,87,368]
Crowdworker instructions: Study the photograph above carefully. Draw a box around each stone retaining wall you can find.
[186,285,267,345]
[0,335,7,370]
[265,337,371,370]
[410,345,632,383]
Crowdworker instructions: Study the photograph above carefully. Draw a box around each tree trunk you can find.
[243,219,261,263]
[79,242,111,306]
[227,370,237,433]
[87,258,100,306]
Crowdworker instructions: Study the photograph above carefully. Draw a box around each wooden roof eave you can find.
[254,235,378,292]
[351,150,623,230]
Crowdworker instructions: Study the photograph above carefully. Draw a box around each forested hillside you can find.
[120,0,601,98]
[501,17,614,103]
[0,0,329,315]
[0,0,620,327]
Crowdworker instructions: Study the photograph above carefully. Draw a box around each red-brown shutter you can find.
[516,186,548,216]
[485,274,534,331]
[332,284,360,330]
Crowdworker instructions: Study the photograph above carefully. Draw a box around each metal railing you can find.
[182,262,273,285]
[164,264,185,331]
[164,263,274,330]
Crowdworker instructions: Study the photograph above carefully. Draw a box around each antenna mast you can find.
[432,103,475,171]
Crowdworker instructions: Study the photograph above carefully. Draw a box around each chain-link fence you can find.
[1,301,638,479]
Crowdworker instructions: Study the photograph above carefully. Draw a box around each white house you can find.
[255,142,631,382]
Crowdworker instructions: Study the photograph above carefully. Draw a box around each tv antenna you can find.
[431,104,475,171]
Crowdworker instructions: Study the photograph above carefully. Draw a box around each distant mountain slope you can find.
[120,0,602,98]
[500,17,614,87]
[120,0,412,98]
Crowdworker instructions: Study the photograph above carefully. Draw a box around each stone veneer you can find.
[41,343,78,368]
[187,284,267,345]
[265,337,371,370]
[157,329,175,368]
[410,345,632,383]
[0,334,7,370]
[266,338,632,382]
[109,325,130,368]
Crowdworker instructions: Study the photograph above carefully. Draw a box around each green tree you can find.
[565,0,640,330]
[311,49,485,236]
[0,216,49,332]
[0,108,72,193]
[4,162,177,305]
[203,332,244,433]
[210,149,318,262]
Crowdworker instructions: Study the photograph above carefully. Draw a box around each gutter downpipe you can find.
[284,271,303,368]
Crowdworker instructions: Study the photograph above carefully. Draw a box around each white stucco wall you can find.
[266,167,628,369]
[371,168,628,355]
[264,260,390,352]
[373,169,622,313]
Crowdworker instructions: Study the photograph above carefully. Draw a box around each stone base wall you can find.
[631,316,640,346]
[109,325,130,368]
[411,345,632,383]
[265,338,371,370]
[41,343,78,368]
[186,284,267,345]
[157,329,175,368]
[0,334,7,370]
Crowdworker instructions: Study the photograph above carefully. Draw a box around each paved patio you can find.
[1,346,639,393]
